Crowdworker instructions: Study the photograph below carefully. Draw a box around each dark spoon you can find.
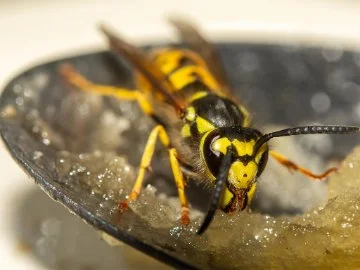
[1,44,359,269]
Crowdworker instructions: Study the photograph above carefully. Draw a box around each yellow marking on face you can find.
[232,139,255,156]
[228,161,258,189]
[181,124,191,137]
[185,106,196,122]
[255,144,267,164]
[211,137,231,155]
[199,131,216,181]
[196,117,215,134]
[189,91,208,102]
[247,183,257,204]
[220,187,234,210]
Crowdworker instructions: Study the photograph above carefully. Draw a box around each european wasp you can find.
[59,18,359,234]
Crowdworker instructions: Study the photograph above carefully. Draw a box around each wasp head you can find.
[201,126,269,212]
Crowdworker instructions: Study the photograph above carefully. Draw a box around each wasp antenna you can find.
[197,146,233,235]
[255,125,359,153]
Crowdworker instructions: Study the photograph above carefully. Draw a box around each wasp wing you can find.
[99,24,185,114]
[168,17,232,96]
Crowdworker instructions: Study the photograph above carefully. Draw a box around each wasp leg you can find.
[122,125,190,225]
[270,150,337,180]
[59,64,154,116]
[169,148,190,225]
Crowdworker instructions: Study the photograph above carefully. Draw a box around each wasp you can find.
[59,18,359,235]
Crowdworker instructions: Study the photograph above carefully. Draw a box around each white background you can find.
[1,1,360,269]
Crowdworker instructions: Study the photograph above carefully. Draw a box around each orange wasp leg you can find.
[169,148,190,225]
[59,64,153,115]
[270,150,337,180]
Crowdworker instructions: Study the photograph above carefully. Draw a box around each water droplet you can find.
[13,84,22,94]
[341,81,360,102]
[33,151,43,160]
[42,138,50,145]
[322,48,343,62]
[40,218,61,236]
[169,226,182,238]
[15,97,24,106]
[341,222,353,229]
[237,52,259,72]
[0,105,17,118]
[33,72,50,89]
[310,92,331,113]
[23,87,34,98]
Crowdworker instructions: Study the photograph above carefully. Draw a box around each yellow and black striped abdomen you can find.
[150,48,220,93]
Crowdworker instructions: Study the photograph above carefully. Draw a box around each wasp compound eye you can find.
[202,130,227,177]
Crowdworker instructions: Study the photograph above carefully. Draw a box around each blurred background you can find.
[2,1,360,269]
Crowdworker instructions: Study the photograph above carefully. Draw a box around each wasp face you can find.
[202,126,269,212]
